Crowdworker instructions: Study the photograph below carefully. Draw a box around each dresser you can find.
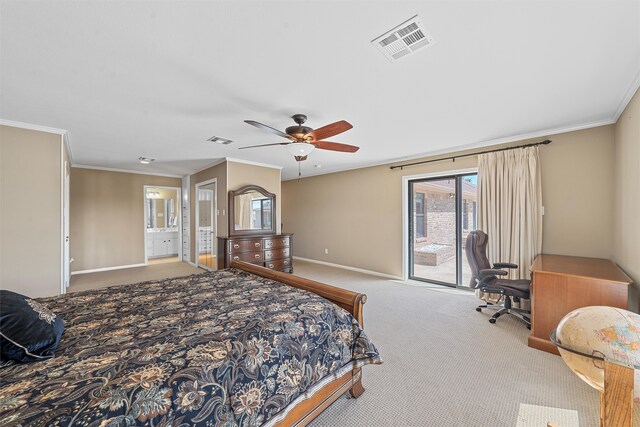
[218,234,293,273]
[528,254,631,355]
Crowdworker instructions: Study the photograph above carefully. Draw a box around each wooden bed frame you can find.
[231,261,368,427]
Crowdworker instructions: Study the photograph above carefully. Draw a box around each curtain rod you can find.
[389,139,552,170]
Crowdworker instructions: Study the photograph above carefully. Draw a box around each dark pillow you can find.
[0,290,65,363]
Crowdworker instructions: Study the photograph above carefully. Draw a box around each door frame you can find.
[195,178,217,271]
[143,185,183,264]
[62,160,71,293]
[401,168,477,283]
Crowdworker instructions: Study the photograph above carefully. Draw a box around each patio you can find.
[412,252,473,288]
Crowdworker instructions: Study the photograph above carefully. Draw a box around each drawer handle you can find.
[255,242,260,247]
[269,263,274,268]
[233,256,239,261]
[255,254,260,259]
[283,239,287,244]
[233,244,240,249]
[284,260,289,265]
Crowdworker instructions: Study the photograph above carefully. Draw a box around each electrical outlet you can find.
[324,248,329,255]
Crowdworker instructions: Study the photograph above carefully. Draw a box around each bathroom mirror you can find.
[229,185,276,236]
[145,188,179,229]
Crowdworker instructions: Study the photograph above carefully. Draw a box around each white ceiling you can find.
[1,1,639,180]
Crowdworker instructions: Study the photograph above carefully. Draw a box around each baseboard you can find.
[71,263,147,275]
[292,256,401,280]
[187,260,197,267]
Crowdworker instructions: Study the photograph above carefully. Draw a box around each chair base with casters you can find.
[476,294,531,328]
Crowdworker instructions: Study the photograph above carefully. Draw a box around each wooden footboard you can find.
[230,260,367,326]
[230,260,368,426]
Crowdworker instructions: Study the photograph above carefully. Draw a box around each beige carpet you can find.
[148,256,181,265]
[290,260,639,427]
[69,261,204,292]
[67,259,638,426]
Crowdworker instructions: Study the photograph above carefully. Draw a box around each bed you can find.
[0,261,381,426]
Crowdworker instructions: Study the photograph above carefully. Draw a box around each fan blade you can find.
[238,142,291,150]
[313,140,360,153]
[245,120,294,140]
[306,120,352,141]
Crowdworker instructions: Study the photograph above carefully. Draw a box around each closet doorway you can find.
[405,171,477,288]
[195,179,217,271]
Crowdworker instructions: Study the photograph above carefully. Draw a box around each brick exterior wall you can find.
[413,185,477,266]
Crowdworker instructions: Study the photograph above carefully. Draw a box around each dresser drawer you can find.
[228,239,263,253]
[263,236,290,249]
[229,251,263,263]
[264,248,290,261]
[264,258,291,271]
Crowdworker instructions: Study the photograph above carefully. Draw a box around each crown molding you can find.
[72,164,183,178]
[225,157,283,170]
[612,69,640,122]
[282,117,616,181]
[189,158,227,175]
[63,133,73,163]
[188,157,283,177]
[0,118,68,135]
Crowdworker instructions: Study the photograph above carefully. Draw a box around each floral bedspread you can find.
[0,269,381,426]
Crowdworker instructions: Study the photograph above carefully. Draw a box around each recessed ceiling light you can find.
[139,157,155,164]
[207,136,233,145]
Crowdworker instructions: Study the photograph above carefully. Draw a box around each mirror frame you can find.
[228,185,277,236]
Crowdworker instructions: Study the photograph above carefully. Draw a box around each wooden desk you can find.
[528,254,632,355]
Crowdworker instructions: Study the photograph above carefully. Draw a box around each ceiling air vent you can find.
[371,15,434,62]
[207,136,233,145]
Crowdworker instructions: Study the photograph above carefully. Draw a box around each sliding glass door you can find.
[408,173,477,288]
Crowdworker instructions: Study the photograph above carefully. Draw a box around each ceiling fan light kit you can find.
[286,142,315,157]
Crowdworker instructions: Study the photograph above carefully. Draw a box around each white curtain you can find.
[234,194,254,230]
[477,146,543,282]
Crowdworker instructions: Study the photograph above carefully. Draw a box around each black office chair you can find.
[465,230,531,328]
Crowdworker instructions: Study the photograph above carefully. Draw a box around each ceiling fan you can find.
[240,114,359,162]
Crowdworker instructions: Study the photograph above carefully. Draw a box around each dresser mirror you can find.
[229,185,276,236]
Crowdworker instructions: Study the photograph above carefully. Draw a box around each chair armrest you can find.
[478,268,508,277]
[476,269,508,289]
[493,262,518,269]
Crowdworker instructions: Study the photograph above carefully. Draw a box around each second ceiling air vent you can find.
[372,15,435,62]
[207,136,233,145]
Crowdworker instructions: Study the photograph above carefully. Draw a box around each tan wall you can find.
[282,125,616,278]
[70,168,181,271]
[190,161,227,263]
[188,160,282,264]
[227,161,282,234]
[613,87,640,311]
[1,125,62,297]
[540,125,615,258]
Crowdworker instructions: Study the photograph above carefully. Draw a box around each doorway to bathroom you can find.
[144,186,182,265]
